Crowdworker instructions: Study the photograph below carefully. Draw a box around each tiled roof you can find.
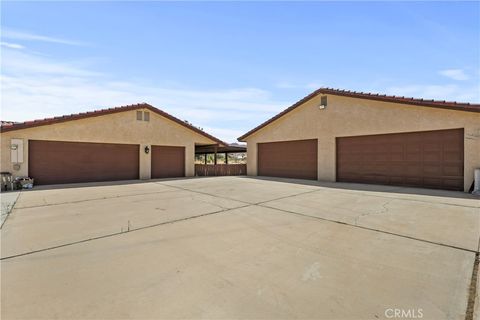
[0,121,18,127]
[0,103,226,146]
[238,88,480,141]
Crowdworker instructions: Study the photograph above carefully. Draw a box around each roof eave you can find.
[1,103,227,147]
[237,88,480,141]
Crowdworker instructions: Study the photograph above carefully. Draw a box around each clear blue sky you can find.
[2,1,479,142]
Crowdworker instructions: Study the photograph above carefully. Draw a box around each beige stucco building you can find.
[238,88,480,192]
[1,103,224,185]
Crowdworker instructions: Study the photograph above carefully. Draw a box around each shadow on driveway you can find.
[237,175,479,201]
[12,174,479,201]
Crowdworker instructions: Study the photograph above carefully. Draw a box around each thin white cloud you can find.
[0,42,25,49]
[1,47,286,143]
[2,49,102,77]
[2,29,88,46]
[438,69,469,81]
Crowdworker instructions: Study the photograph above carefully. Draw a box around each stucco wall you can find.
[244,94,480,192]
[1,108,215,180]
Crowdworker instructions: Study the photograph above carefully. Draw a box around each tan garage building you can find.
[238,88,480,192]
[1,103,224,185]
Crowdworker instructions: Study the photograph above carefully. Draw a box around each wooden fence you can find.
[195,164,247,176]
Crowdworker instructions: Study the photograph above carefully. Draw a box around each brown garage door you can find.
[258,139,317,180]
[151,145,185,179]
[336,128,464,191]
[29,140,139,185]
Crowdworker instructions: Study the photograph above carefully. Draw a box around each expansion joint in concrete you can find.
[0,204,252,261]
[12,189,179,210]
[259,203,478,254]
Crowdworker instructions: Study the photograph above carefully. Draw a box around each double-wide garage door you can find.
[258,139,318,180]
[336,129,464,191]
[29,140,139,185]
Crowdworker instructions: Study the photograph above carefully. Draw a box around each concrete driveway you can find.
[1,176,479,319]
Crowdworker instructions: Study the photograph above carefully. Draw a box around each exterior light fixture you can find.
[319,95,327,109]
[144,146,150,154]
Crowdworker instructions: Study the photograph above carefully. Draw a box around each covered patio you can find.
[194,144,247,176]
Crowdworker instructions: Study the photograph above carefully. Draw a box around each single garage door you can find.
[151,145,185,179]
[258,139,318,180]
[336,128,464,191]
[29,140,139,185]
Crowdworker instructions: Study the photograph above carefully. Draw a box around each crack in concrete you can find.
[466,252,479,320]
[353,199,394,226]
[0,192,22,230]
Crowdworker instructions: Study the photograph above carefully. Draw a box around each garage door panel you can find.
[444,143,462,151]
[423,165,442,176]
[374,153,389,161]
[390,152,404,161]
[389,176,403,184]
[348,154,363,162]
[444,179,464,190]
[405,153,421,161]
[258,139,317,180]
[444,151,463,162]
[389,165,404,175]
[406,143,422,152]
[424,143,442,151]
[404,165,423,176]
[336,129,464,191]
[424,151,442,162]
[443,166,463,177]
[29,140,139,185]
[151,145,185,179]
[424,178,443,188]
[404,177,423,186]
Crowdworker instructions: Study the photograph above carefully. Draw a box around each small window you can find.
[143,111,150,121]
[136,111,143,121]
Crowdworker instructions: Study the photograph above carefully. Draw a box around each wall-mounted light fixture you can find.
[10,139,24,163]
[144,146,150,154]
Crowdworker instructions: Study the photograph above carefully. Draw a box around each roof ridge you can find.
[319,87,477,106]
